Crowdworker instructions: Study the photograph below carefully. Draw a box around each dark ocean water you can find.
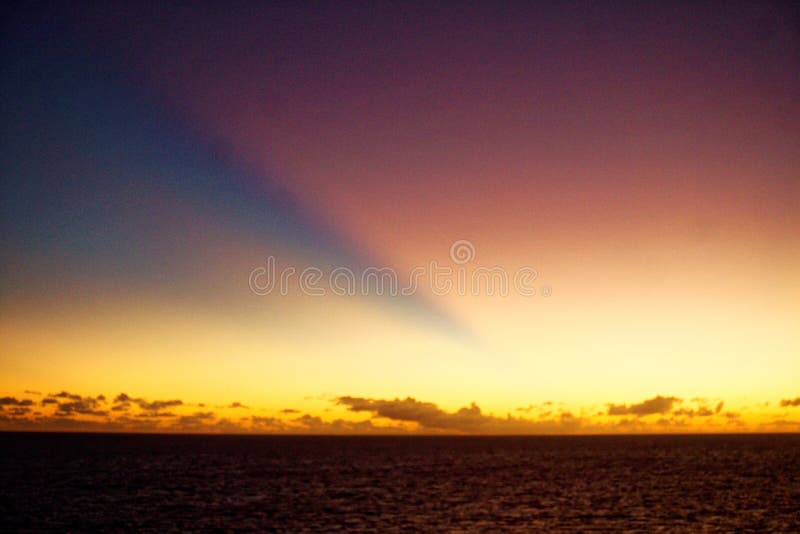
[1,433,798,532]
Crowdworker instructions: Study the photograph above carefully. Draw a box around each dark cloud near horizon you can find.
[675,407,712,417]
[139,399,183,411]
[607,395,680,416]
[0,389,777,434]
[175,412,216,427]
[113,393,183,412]
[780,397,800,407]
[336,396,583,434]
[292,413,404,434]
[252,416,283,428]
[50,391,83,401]
[136,412,177,418]
[52,393,108,417]
[4,407,32,416]
[0,397,34,407]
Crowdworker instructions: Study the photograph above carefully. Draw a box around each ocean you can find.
[1,433,798,531]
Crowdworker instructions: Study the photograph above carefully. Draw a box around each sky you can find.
[1,2,798,434]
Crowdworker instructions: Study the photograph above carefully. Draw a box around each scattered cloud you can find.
[0,389,789,434]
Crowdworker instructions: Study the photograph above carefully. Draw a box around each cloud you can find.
[4,407,32,416]
[0,388,776,434]
[336,396,584,434]
[135,411,177,418]
[50,391,83,401]
[175,411,215,426]
[113,393,183,412]
[1,391,249,432]
[251,416,286,431]
[245,413,405,434]
[674,406,714,418]
[723,411,742,425]
[765,419,800,430]
[607,395,680,416]
[51,393,107,417]
[780,397,800,407]
[55,403,107,417]
[0,397,34,407]
[672,400,725,419]
[289,413,407,434]
[138,399,183,411]
[114,393,133,403]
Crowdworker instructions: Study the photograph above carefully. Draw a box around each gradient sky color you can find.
[1,2,798,433]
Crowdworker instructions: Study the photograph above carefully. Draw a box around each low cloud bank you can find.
[0,390,793,434]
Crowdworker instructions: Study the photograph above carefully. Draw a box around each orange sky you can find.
[1,3,798,433]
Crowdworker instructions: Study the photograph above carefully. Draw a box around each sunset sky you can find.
[1,2,798,433]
